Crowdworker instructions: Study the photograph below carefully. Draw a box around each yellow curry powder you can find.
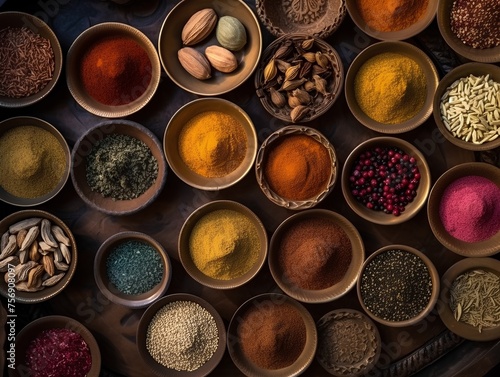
[354,52,427,125]
[189,209,260,280]
[178,111,247,178]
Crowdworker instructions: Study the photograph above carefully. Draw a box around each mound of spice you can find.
[0,126,66,199]
[277,216,352,290]
[0,27,55,98]
[85,134,158,200]
[25,328,92,377]
[439,175,500,243]
[354,52,427,125]
[263,134,332,201]
[178,111,247,178]
[450,0,500,49]
[355,0,429,32]
[146,300,219,371]
[449,269,500,333]
[348,145,421,216]
[106,240,163,295]
[189,209,260,280]
[360,249,433,322]
[237,299,306,370]
[80,36,152,106]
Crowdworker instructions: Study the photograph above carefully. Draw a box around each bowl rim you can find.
[227,292,318,377]
[66,21,161,118]
[0,116,71,207]
[136,293,227,377]
[268,209,365,303]
[0,11,63,108]
[427,161,500,257]
[341,136,431,225]
[94,231,172,309]
[356,244,440,327]
[344,40,439,134]
[255,125,338,210]
[178,200,268,290]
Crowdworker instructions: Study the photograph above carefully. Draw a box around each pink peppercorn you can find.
[439,175,500,243]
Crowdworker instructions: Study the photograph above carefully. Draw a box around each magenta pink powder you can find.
[439,175,500,243]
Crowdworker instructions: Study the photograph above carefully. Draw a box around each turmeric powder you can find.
[189,209,260,280]
[178,111,247,178]
[354,52,426,125]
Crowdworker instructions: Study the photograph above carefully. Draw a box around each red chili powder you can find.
[25,328,92,377]
[439,175,500,243]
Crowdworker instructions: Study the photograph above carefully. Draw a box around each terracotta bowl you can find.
[268,209,365,303]
[0,117,70,207]
[71,119,167,216]
[94,231,172,309]
[158,0,262,96]
[0,12,63,108]
[345,41,439,134]
[0,210,77,304]
[427,162,500,257]
[178,200,268,290]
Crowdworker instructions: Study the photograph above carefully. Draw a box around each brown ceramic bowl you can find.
[439,257,500,342]
[255,33,344,123]
[0,12,63,108]
[0,117,70,207]
[345,41,439,133]
[346,0,438,41]
[341,137,431,225]
[94,231,172,309]
[164,97,257,191]
[71,119,167,216]
[269,209,365,304]
[9,315,101,377]
[255,0,347,38]
[178,200,268,290]
[0,210,78,304]
[136,293,226,377]
[255,125,337,210]
[227,293,317,377]
[357,245,440,327]
[158,0,262,96]
[437,0,500,63]
[432,62,500,151]
[66,22,161,118]
[427,162,500,257]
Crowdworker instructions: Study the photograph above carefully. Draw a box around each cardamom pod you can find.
[269,87,286,108]
[284,64,300,81]
[302,52,316,63]
[290,105,310,122]
[275,59,291,73]
[303,80,316,92]
[263,59,277,83]
[313,74,329,96]
[301,38,315,50]
[292,89,312,105]
[312,64,328,76]
[178,47,212,80]
[315,51,329,69]
[181,8,218,46]
[299,61,312,78]
[281,78,306,92]
[288,95,302,108]
[273,40,293,59]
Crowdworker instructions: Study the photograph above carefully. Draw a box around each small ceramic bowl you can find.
[341,136,431,225]
[178,200,268,290]
[255,0,347,39]
[158,0,262,96]
[9,315,101,377]
[255,33,344,123]
[0,12,63,108]
[66,22,161,118]
[427,162,500,257]
[71,119,167,216]
[94,231,172,309]
[345,41,439,134]
[164,97,257,191]
[228,293,317,377]
[268,209,365,303]
[432,62,500,151]
[255,125,337,210]
[0,117,70,207]
[357,245,440,327]
[437,0,500,63]
[0,210,78,304]
[346,0,438,41]
[136,293,226,377]
[439,257,500,342]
